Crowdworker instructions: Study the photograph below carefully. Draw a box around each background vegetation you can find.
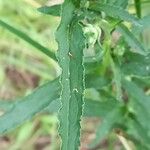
[0,0,150,150]
[0,0,60,149]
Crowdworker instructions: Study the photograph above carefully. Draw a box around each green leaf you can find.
[67,22,86,149]
[132,77,150,89]
[37,5,61,16]
[55,0,86,149]
[0,98,118,118]
[132,15,150,34]
[122,52,150,77]
[127,118,150,149]
[89,3,141,26]
[83,99,119,117]
[90,106,124,148]
[0,20,57,61]
[122,80,150,131]
[85,74,110,90]
[106,0,128,8]
[117,24,147,55]
[0,80,119,135]
[0,100,15,111]
[139,15,150,28]
[0,78,60,134]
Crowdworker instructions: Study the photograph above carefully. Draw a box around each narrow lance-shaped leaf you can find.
[132,15,150,34]
[55,1,85,149]
[37,5,61,16]
[0,98,119,119]
[0,20,57,61]
[122,80,150,130]
[122,52,150,77]
[55,2,75,149]
[68,21,85,149]
[117,24,147,55]
[0,100,15,111]
[88,3,141,26]
[107,0,128,8]
[0,78,60,134]
[127,118,150,149]
[122,80,150,148]
[90,107,124,148]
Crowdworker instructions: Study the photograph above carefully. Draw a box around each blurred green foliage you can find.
[0,0,150,150]
[0,1,60,149]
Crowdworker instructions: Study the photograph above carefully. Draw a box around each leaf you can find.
[0,98,119,120]
[85,74,110,90]
[83,99,119,117]
[139,15,150,28]
[43,99,61,114]
[132,77,150,89]
[0,78,60,134]
[89,3,141,26]
[0,80,119,135]
[37,5,61,16]
[0,100,15,111]
[90,106,124,148]
[55,0,86,149]
[122,80,150,131]
[67,22,86,149]
[0,20,57,61]
[132,15,150,34]
[127,118,150,149]
[117,24,147,55]
[106,0,128,8]
[122,52,150,77]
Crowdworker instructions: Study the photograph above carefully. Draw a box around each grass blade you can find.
[0,20,57,61]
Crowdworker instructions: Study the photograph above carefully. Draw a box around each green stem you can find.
[134,0,142,18]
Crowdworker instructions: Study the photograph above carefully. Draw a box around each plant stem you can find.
[117,135,133,150]
[134,0,142,18]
